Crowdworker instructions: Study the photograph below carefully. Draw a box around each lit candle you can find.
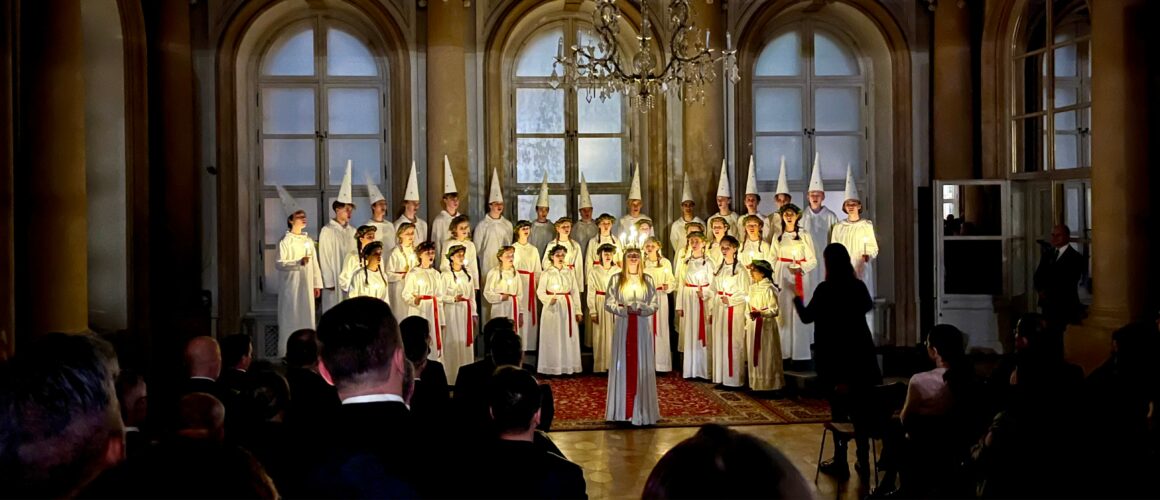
[862,236,869,257]
[705,30,710,49]
[726,31,732,50]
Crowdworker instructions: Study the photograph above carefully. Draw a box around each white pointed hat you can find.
[808,152,825,193]
[536,172,550,207]
[843,163,861,203]
[775,156,790,196]
[337,160,354,204]
[365,174,385,205]
[681,172,694,203]
[744,155,759,195]
[578,173,593,209]
[404,161,421,202]
[628,163,642,200]
[716,159,731,198]
[488,168,504,204]
[442,155,458,194]
[276,185,302,218]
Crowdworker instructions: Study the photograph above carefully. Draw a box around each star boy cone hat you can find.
[775,156,790,196]
[628,163,642,200]
[365,174,385,205]
[488,168,504,204]
[745,155,759,195]
[536,172,550,207]
[716,159,731,198]
[337,160,354,204]
[442,155,457,194]
[681,172,694,203]
[808,152,824,193]
[403,161,420,202]
[276,185,302,218]
[579,173,593,209]
[843,163,860,203]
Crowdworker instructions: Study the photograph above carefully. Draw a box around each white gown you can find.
[393,214,429,245]
[385,245,419,321]
[746,279,785,391]
[529,220,557,257]
[669,216,704,257]
[513,242,542,348]
[540,239,585,293]
[710,260,750,387]
[831,218,880,335]
[536,266,583,375]
[643,257,675,372]
[318,220,357,313]
[572,219,599,259]
[584,235,623,270]
[276,232,323,356]
[676,255,713,379]
[403,267,444,361]
[707,212,741,240]
[800,206,839,298]
[773,230,818,361]
[483,267,522,327]
[587,264,621,372]
[337,250,362,295]
[438,238,480,290]
[366,218,397,256]
[474,215,513,292]
[604,274,661,426]
[439,269,478,385]
[430,210,459,269]
[347,265,390,305]
[738,238,774,268]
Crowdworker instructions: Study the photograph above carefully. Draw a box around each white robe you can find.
[676,255,713,379]
[800,206,839,298]
[403,267,444,361]
[474,215,513,290]
[347,265,390,305]
[773,230,818,361]
[604,274,661,426]
[483,267,522,328]
[430,210,460,269]
[529,220,556,257]
[746,279,785,391]
[571,219,599,260]
[439,269,478,385]
[618,213,649,237]
[707,212,741,240]
[337,250,361,294]
[540,239,585,292]
[438,238,480,290]
[366,218,397,256]
[385,245,419,321]
[831,218,880,336]
[710,260,750,387]
[669,216,705,257]
[643,257,675,372]
[276,232,323,355]
[536,266,582,375]
[584,235,623,270]
[318,219,357,313]
[513,242,542,348]
[738,238,774,268]
[393,214,429,245]
[587,264,621,372]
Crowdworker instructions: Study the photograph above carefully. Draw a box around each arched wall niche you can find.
[736,0,916,344]
[215,0,412,334]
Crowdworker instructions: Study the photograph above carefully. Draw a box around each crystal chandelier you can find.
[549,0,740,112]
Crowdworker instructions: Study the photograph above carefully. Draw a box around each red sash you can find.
[626,312,639,417]
[464,297,474,346]
[720,292,735,377]
[753,314,763,367]
[418,295,441,350]
[548,292,574,337]
[595,291,606,296]
[778,257,806,299]
[518,270,536,326]
[685,283,707,346]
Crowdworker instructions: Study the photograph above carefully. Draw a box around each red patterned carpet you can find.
[546,372,830,431]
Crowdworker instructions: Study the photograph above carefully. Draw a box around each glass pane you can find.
[589,194,624,220]
[577,138,623,183]
[1013,116,1046,173]
[516,27,564,77]
[328,196,371,230]
[1077,42,1090,103]
[1064,185,1080,232]
[815,87,860,132]
[1054,133,1078,170]
[1054,109,1076,130]
[943,203,955,219]
[822,190,847,217]
[263,28,314,76]
[1016,54,1047,115]
[754,31,800,76]
[516,138,565,183]
[947,184,1004,235]
[328,139,381,184]
[1053,2,1090,43]
[1053,43,1077,77]
[327,28,377,76]
[328,88,380,134]
[815,135,863,180]
[263,139,316,185]
[517,194,567,222]
[754,136,802,181]
[754,87,802,132]
[814,32,858,76]
[1054,85,1076,109]
[577,93,622,133]
[942,185,955,200]
[263,88,315,134]
[943,240,1004,295]
[757,192,777,215]
[516,88,564,133]
[264,195,319,243]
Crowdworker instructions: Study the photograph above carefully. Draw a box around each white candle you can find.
[557,37,564,59]
[862,236,869,257]
[705,30,710,49]
[726,31,732,50]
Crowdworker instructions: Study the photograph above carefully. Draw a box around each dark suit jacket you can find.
[285,367,340,428]
[469,439,587,499]
[454,361,554,441]
[1033,245,1084,324]
[411,360,451,425]
[794,278,882,389]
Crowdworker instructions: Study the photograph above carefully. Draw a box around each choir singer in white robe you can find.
[276,193,323,355]
[604,245,661,426]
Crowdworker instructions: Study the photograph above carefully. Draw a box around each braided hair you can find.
[355,225,377,255]
[360,241,385,286]
[715,235,741,276]
[779,204,803,241]
[446,245,470,284]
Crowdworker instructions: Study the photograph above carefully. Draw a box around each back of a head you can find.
[316,297,401,390]
[490,329,523,368]
[115,369,147,428]
[0,333,122,498]
[927,324,966,364]
[822,243,855,282]
[643,424,812,499]
[400,316,431,364]
[285,329,319,368]
[184,336,222,379]
[483,317,516,351]
[246,370,291,422]
[488,366,541,435]
[177,392,226,442]
[220,334,253,370]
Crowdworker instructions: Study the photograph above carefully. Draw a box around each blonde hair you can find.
[615,247,649,297]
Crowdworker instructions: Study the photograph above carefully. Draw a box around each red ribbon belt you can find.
[626,312,639,418]
[548,292,574,337]
[595,291,606,296]
[464,297,474,346]
[510,293,520,327]
[778,258,806,299]
[720,292,735,377]
[686,283,707,346]
[753,313,763,367]
[652,313,658,338]
[518,270,536,326]
[418,295,441,351]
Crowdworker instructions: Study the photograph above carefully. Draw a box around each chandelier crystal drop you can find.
[549,0,740,112]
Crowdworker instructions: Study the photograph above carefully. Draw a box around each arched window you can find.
[256,18,389,297]
[510,20,632,222]
[1012,0,1090,173]
[752,24,867,216]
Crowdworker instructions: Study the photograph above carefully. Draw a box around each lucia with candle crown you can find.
[604,242,661,426]
[774,203,818,363]
[403,241,444,361]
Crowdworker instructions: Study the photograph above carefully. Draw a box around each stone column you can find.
[682,3,726,211]
[426,1,471,221]
[18,0,89,335]
[932,2,975,181]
